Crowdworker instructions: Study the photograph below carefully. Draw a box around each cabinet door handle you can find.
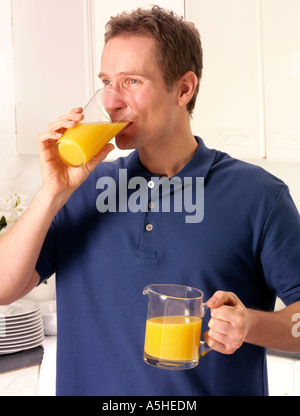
[267,133,300,149]
[218,129,252,145]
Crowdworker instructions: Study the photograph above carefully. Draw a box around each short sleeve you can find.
[259,185,300,305]
[35,217,57,284]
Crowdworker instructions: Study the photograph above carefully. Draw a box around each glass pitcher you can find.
[143,284,210,370]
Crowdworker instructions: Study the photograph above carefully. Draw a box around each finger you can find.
[48,109,84,131]
[208,316,244,342]
[210,305,247,336]
[204,330,227,353]
[208,318,236,344]
[47,119,79,132]
[38,131,62,145]
[208,310,232,333]
[210,304,243,321]
[206,328,229,346]
[84,143,115,172]
[72,107,83,113]
[208,309,247,345]
[57,110,84,122]
[205,330,241,355]
[92,142,115,160]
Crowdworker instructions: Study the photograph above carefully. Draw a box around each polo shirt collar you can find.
[125,136,217,181]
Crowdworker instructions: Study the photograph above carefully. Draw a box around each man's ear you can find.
[177,71,198,108]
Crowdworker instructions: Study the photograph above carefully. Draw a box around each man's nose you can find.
[102,89,128,120]
[102,89,132,122]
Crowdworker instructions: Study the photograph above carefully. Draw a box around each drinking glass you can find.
[56,89,133,167]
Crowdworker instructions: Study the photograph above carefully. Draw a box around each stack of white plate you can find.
[0,299,44,355]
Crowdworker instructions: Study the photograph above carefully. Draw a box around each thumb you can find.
[206,291,239,309]
[85,143,115,171]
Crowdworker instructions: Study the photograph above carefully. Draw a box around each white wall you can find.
[246,158,300,212]
[1,0,300,211]
[0,0,42,203]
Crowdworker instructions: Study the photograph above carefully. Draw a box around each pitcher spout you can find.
[142,285,151,296]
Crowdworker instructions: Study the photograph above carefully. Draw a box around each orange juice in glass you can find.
[56,89,133,167]
[143,284,210,370]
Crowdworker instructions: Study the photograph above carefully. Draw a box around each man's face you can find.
[99,35,180,150]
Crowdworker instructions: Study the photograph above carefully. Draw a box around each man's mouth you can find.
[123,121,134,131]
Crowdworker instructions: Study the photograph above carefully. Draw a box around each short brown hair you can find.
[104,6,203,115]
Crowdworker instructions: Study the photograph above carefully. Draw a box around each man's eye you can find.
[126,79,139,85]
[103,80,111,86]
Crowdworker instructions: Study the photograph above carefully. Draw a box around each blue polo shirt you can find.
[36,137,300,396]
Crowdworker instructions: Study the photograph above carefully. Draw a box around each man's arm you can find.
[205,291,300,354]
[245,300,300,352]
[0,108,114,305]
[0,188,69,305]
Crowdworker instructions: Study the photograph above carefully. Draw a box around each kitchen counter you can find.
[0,346,44,395]
[0,346,44,374]
[268,349,300,361]
[37,336,56,396]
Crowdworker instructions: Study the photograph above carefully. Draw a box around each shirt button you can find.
[145,224,154,232]
[148,201,156,210]
[148,181,155,189]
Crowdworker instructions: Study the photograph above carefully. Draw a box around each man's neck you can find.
[138,127,198,178]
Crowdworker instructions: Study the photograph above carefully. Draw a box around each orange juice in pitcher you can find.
[143,284,210,370]
[144,315,202,362]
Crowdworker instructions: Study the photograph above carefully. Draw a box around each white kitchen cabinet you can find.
[12,0,93,155]
[261,0,300,161]
[295,361,300,396]
[186,0,300,162]
[185,0,264,159]
[267,355,299,396]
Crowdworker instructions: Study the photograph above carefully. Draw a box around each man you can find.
[0,6,299,396]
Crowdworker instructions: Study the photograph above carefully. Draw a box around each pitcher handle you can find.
[200,340,211,358]
[199,303,211,358]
